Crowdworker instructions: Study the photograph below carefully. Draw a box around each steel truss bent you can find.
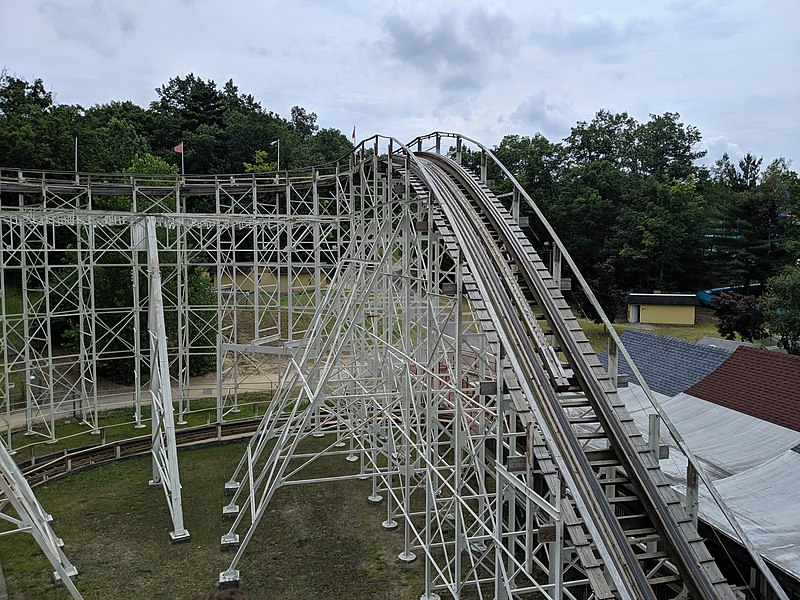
[0,440,84,599]
[0,134,787,600]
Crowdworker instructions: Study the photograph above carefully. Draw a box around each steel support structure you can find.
[215,141,592,597]
[145,216,190,542]
[0,137,786,600]
[0,439,83,599]
[0,171,345,451]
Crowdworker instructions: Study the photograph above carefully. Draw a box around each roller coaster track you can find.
[1,137,789,599]
[408,152,735,599]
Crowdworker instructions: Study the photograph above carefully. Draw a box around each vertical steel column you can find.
[494,349,507,600]
[0,218,10,449]
[43,223,56,442]
[421,181,440,600]
[20,216,33,434]
[453,249,464,597]
[131,219,146,429]
[215,181,225,424]
[607,337,619,388]
[177,203,190,425]
[285,179,294,340]
[145,217,190,543]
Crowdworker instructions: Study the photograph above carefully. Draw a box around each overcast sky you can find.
[2,0,798,167]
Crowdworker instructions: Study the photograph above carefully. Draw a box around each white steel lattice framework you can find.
[0,166,349,599]
[0,134,786,600]
[0,168,348,444]
[218,141,604,598]
[0,439,83,599]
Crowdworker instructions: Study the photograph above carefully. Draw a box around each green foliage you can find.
[707,154,798,285]
[79,116,149,173]
[126,152,177,176]
[1,71,351,177]
[0,71,77,170]
[761,266,800,354]
[309,127,354,164]
[633,112,705,180]
[243,149,277,173]
[291,105,318,140]
[2,70,799,300]
[575,261,628,323]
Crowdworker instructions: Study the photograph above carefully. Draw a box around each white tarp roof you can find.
[616,384,800,580]
[697,451,800,580]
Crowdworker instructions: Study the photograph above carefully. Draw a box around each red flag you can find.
[351,127,356,143]
[173,143,183,153]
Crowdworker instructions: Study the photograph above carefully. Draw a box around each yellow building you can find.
[627,293,698,325]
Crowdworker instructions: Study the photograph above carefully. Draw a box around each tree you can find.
[79,116,149,173]
[309,127,353,164]
[558,110,712,293]
[761,158,800,261]
[575,261,628,323]
[633,112,705,180]
[0,72,77,170]
[183,123,226,173]
[565,110,637,169]
[761,266,800,354]
[709,154,795,285]
[290,106,318,140]
[224,109,288,173]
[127,152,178,176]
[84,100,152,140]
[614,176,707,290]
[243,149,277,173]
[151,73,226,132]
[492,134,564,209]
[712,292,766,342]
[148,73,228,170]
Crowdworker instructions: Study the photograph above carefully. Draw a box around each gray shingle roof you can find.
[598,329,733,396]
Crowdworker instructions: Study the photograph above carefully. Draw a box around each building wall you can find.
[628,304,696,325]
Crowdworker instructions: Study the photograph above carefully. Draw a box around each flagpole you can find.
[181,140,185,177]
[277,139,280,171]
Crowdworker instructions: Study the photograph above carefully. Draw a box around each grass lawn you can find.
[0,436,426,600]
[578,307,724,354]
[10,393,274,461]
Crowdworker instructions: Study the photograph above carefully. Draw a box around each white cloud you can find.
[509,92,574,140]
[380,1,516,93]
[0,0,796,163]
[702,136,745,165]
[37,0,136,56]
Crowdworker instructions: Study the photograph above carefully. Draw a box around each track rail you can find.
[16,419,262,488]
[410,152,735,600]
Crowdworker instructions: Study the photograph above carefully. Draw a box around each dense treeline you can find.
[1,72,798,300]
[468,111,799,297]
[0,71,353,174]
